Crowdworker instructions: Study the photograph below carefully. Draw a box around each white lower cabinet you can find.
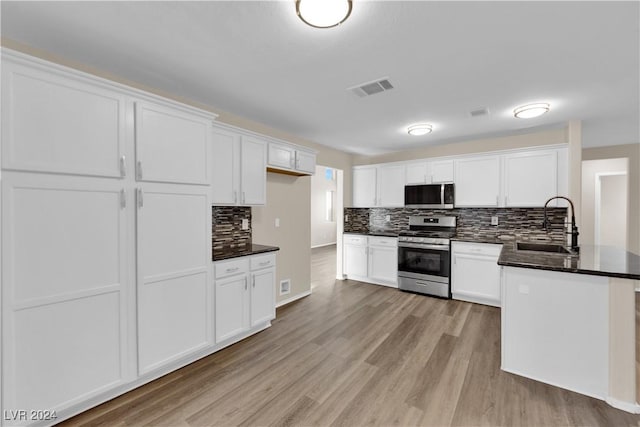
[214,253,276,344]
[343,234,398,287]
[451,241,502,307]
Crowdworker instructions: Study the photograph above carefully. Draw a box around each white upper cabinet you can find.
[211,126,266,206]
[454,155,501,207]
[352,166,377,207]
[267,142,316,176]
[431,160,454,183]
[377,164,406,207]
[503,150,558,207]
[267,143,295,170]
[2,59,126,178]
[211,127,238,204]
[353,164,405,207]
[406,162,429,184]
[295,150,316,175]
[240,136,267,205]
[134,101,211,185]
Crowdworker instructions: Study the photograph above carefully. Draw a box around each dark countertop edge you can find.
[497,259,640,281]
[212,244,280,261]
[344,231,399,237]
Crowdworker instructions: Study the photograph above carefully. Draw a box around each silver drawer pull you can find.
[225,267,239,273]
[259,261,270,266]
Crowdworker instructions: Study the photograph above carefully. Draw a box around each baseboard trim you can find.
[276,290,312,307]
[605,397,640,414]
[311,242,337,249]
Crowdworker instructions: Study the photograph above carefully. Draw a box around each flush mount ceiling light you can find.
[407,124,433,136]
[296,0,352,29]
[513,103,550,119]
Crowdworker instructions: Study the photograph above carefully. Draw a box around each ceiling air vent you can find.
[348,78,394,98]
[470,107,489,117]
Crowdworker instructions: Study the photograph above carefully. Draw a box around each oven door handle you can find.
[398,242,450,251]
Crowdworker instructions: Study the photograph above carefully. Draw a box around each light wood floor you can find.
[63,245,640,426]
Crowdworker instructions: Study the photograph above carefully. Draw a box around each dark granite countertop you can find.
[344,230,399,237]
[213,244,280,261]
[498,243,640,280]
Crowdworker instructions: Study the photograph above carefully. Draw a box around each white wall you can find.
[310,165,337,248]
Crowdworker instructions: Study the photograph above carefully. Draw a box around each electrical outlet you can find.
[241,218,249,230]
[275,218,280,228]
[385,215,391,222]
[345,215,349,222]
[491,216,499,226]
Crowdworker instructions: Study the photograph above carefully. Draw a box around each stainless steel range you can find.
[397,216,456,298]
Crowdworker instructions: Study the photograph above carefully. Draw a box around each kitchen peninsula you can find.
[499,244,640,412]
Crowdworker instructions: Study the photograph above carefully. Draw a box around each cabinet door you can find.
[240,136,266,205]
[406,162,429,184]
[135,101,211,185]
[504,151,558,207]
[1,174,129,412]
[368,246,398,286]
[377,164,405,207]
[296,150,316,174]
[2,61,125,178]
[352,167,377,207]
[215,274,249,343]
[251,268,275,327]
[136,184,211,373]
[451,252,501,307]
[344,244,368,277]
[268,143,295,170]
[211,128,238,204]
[454,156,500,207]
[430,160,454,183]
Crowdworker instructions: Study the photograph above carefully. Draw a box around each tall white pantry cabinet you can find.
[0,50,213,425]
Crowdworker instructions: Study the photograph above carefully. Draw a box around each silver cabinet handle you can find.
[244,277,247,290]
[496,195,499,206]
[259,261,270,266]
[120,155,126,177]
[120,189,126,209]
[137,188,143,208]
[504,196,508,206]
[136,161,143,180]
[252,275,256,288]
[226,267,239,273]
[233,191,237,203]
[242,192,246,204]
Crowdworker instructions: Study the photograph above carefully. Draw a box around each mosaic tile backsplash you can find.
[345,207,570,243]
[212,206,251,254]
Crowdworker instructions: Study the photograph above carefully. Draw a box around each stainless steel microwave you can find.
[404,183,455,209]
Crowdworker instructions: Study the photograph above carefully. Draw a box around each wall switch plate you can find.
[491,216,499,226]
[275,218,280,228]
[241,219,249,230]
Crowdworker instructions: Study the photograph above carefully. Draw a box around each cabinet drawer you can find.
[452,241,502,257]
[344,234,367,246]
[215,258,249,279]
[250,253,276,270]
[368,237,397,247]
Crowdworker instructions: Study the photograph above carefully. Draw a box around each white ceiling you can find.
[1,1,638,155]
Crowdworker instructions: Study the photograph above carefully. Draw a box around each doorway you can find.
[582,158,629,250]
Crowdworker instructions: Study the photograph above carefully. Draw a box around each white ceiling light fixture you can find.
[513,103,550,119]
[296,0,352,29]
[408,124,433,136]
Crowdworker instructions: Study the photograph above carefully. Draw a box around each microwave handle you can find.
[440,184,445,205]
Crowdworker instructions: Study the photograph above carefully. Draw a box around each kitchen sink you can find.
[516,242,572,254]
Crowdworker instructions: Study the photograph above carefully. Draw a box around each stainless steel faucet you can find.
[543,196,579,252]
